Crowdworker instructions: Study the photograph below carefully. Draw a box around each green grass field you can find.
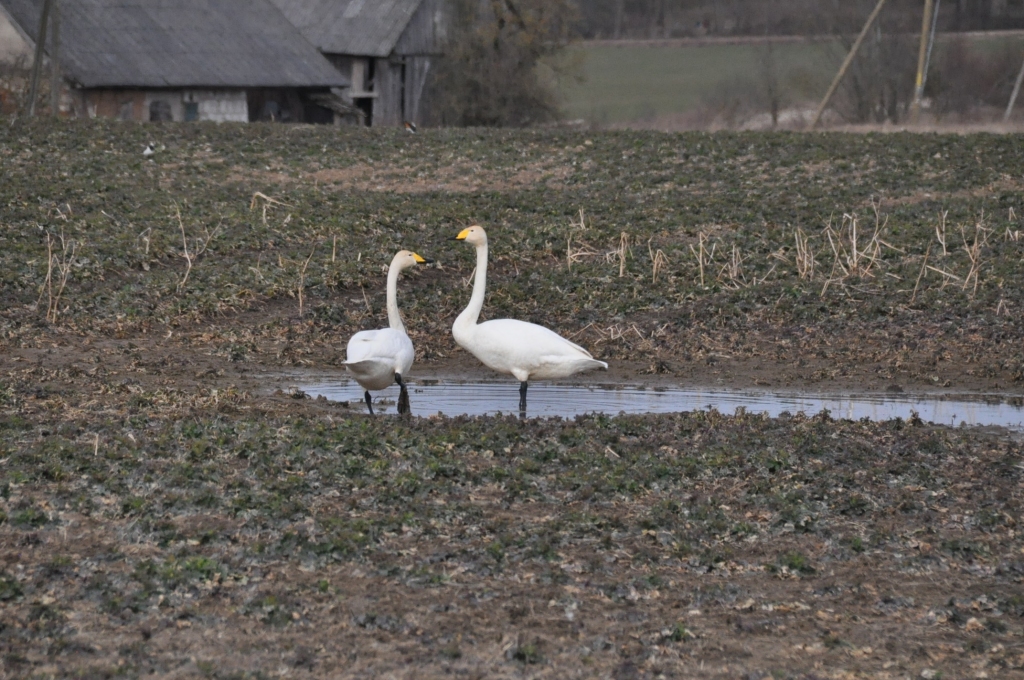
[554,40,840,124]
[555,34,1024,126]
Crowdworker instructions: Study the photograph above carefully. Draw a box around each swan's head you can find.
[454,225,487,246]
[390,249,432,272]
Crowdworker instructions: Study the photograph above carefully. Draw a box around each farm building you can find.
[270,0,447,127]
[0,0,349,122]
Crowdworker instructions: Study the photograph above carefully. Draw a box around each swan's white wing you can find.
[521,322,593,356]
[478,319,592,357]
[346,328,412,364]
[345,327,415,390]
[459,319,606,380]
[344,358,399,391]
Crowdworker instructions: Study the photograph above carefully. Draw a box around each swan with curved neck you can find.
[345,250,431,415]
[452,226,607,413]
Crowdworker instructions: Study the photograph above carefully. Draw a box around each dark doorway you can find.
[149,100,172,122]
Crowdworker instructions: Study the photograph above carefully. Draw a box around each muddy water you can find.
[291,375,1024,430]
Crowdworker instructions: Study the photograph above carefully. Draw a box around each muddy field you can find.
[1,120,1024,678]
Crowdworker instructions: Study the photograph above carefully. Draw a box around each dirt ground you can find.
[2,122,1024,679]
[2,301,1023,680]
[8,292,1020,395]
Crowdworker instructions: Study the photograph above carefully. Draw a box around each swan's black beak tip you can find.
[422,258,435,264]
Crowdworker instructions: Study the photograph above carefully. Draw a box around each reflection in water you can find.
[293,376,1024,430]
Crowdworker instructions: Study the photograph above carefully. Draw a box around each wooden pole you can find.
[1004,55,1024,122]
[922,0,941,91]
[810,0,889,129]
[27,0,54,117]
[910,0,935,123]
[49,0,60,116]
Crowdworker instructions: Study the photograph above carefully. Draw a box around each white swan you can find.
[452,226,607,413]
[345,250,430,415]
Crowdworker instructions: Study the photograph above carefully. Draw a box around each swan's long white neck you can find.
[454,241,488,331]
[385,262,406,334]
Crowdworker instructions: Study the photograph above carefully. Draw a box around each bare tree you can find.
[827,4,917,125]
[647,0,663,38]
[613,0,625,37]
[428,0,579,127]
[571,0,1024,39]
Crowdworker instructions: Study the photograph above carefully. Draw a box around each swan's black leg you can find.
[364,390,375,416]
[519,381,528,415]
[395,373,410,415]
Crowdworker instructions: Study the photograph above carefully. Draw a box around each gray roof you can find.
[0,0,349,88]
[270,0,422,57]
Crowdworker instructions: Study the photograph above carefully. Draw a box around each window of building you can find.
[149,100,172,121]
[184,102,199,121]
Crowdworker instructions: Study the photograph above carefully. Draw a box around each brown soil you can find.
[225,155,574,194]
[2,297,1022,680]
[3,297,1017,401]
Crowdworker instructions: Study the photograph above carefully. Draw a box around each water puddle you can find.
[292,375,1024,430]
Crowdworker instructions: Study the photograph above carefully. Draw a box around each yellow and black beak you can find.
[454,227,472,241]
[412,253,434,264]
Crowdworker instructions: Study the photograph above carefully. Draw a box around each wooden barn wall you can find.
[373,58,403,127]
[85,89,147,120]
[393,0,446,56]
[403,55,432,126]
[389,0,446,127]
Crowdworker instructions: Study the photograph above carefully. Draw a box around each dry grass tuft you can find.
[959,218,991,298]
[820,206,887,296]
[297,245,316,317]
[825,214,878,279]
[718,243,748,289]
[911,245,931,304]
[566,208,597,271]
[935,210,949,256]
[38,230,78,323]
[648,239,669,283]
[688,232,716,289]
[793,227,816,281]
[174,203,220,294]
[249,191,292,226]
[604,232,632,278]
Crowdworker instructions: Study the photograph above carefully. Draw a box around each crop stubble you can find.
[1,120,1024,678]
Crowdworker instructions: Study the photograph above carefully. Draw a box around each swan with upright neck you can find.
[452,226,607,414]
[345,250,430,415]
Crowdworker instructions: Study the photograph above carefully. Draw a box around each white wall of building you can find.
[0,4,32,64]
[141,90,248,122]
[194,90,248,122]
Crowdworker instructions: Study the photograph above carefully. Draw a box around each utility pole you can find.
[1004,56,1024,122]
[49,0,61,116]
[27,0,55,117]
[810,0,889,129]
[910,0,936,123]
[923,0,941,92]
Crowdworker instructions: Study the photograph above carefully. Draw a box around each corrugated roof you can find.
[270,0,423,58]
[0,0,349,88]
